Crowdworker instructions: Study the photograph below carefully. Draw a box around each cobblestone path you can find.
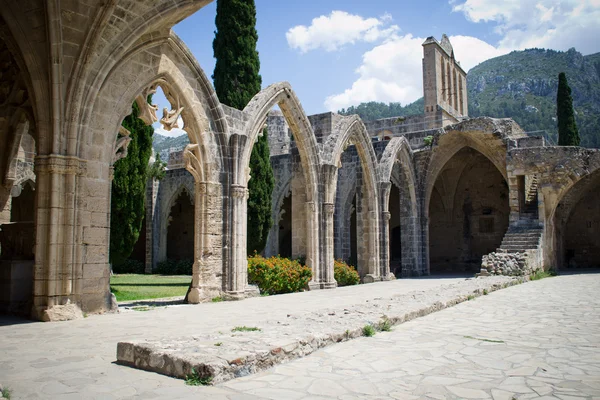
[1,273,598,399]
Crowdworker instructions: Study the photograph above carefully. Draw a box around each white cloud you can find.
[452,0,600,55]
[320,0,600,111]
[286,11,399,53]
[325,34,507,111]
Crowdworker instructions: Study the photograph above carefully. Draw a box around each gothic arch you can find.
[325,115,381,280]
[84,32,225,182]
[424,131,509,213]
[550,166,600,270]
[427,145,510,273]
[66,1,212,156]
[241,82,320,202]
[325,115,379,204]
[377,137,420,276]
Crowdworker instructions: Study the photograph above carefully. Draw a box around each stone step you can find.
[500,245,539,251]
[495,248,532,254]
[501,241,539,247]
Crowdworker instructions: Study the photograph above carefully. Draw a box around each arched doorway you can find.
[166,190,194,261]
[428,147,509,274]
[555,171,600,270]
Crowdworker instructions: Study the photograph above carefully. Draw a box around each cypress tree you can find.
[110,101,154,267]
[557,72,580,146]
[213,0,273,254]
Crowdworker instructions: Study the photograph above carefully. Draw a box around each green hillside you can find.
[468,48,600,148]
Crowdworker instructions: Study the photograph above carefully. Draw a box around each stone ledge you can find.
[116,276,523,384]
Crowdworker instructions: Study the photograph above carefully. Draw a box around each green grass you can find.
[185,368,212,386]
[377,316,392,332]
[363,324,376,337]
[110,274,191,301]
[231,326,261,332]
[530,270,557,281]
[2,387,12,399]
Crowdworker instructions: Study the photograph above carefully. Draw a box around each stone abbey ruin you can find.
[0,2,598,321]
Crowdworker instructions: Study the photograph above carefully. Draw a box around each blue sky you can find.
[155,0,600,136]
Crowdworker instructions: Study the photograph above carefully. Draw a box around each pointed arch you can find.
[240,82,320,203]
[424,130,509,213]
[82,31,225,182]
[324,115,381,280]
[325,115,379,205]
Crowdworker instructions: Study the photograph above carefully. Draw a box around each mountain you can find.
[468,48,600,148]
[152,132,189,161]
[338,98,424,121]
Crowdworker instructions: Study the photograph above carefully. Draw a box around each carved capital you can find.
[323,202,335,217]
[231,185,247,199]
[196,182,207,194]
[35,155,86,176]
[382,211,391,221]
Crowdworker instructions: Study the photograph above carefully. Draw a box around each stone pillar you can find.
[381,211,391,278]
[309,200,336,290]
[363,209,381,283]
[33,155,101,320]
[144,178,158,273]
[187,182,223,303]
[221,184,259,299]
[378,181,393,279]
[508,173,521,223]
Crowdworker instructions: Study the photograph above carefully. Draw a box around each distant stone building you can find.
[0,3,597,323]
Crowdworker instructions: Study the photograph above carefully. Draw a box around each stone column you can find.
[187,182,223,303]
[378,181,392,280]
[33,155,97,320]
[144,178,158,273]
[309,200,336,289]
[222,184,259,299]
[508,173,521,223]
[363,209,381,283]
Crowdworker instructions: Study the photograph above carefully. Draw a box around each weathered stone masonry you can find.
[0,2,598,320]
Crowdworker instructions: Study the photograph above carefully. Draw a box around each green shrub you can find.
[155,259,193,275]
[334,259,360,286]
[112,259,145,274]
[363,324,376,337]
[247,255,312,295]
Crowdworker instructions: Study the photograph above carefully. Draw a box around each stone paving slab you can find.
[116,276,519,384]
[205,272,600,400]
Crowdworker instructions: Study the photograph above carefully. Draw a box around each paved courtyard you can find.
[1,273,599,399]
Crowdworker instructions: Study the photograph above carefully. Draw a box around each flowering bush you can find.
[334,259,360,286]
[247,255,312,295]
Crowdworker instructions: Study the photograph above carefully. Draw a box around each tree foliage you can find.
[110,101,154,267]
[338,99,424,121]
[468,48,599,147]
[213,0,273,254]
[557,72,580,146]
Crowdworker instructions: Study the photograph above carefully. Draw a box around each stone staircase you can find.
[478,175,544,276]
[496,221,543,254]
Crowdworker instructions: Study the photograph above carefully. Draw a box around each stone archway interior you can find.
[167,191,194,261]
[350,194,357,267]
[563,177,600,269]
[278,192,292,258]
[389,183,402,276]
[429,147,509,273]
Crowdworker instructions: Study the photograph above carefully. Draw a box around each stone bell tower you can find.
[422,34,468,128]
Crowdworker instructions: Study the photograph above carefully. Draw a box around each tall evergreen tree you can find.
[110,101,154,267]
[213,0,273,254]
[557,72,580,146]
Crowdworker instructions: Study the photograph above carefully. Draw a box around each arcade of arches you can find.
[0,2,598,321]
